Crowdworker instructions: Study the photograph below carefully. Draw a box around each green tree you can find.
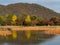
[0,16,4,25]
[5,14,13,25]
[31,15,37,20]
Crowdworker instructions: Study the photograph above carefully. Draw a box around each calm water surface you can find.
[40,35,60,45]
[0,30,60,45]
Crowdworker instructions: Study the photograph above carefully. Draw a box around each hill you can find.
[0,3,60,19]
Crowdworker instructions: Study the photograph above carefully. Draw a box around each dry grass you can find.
[0,26,60,35]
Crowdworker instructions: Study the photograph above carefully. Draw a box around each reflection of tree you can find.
[15,31,55,44]
[12,30,17,39]
[25,30,31,39]
[0,31,55,45]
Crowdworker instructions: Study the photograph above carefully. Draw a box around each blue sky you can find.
[0,0,60,13]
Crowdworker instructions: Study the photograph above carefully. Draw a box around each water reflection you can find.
[0,30,55,45]
[12,30,17,39]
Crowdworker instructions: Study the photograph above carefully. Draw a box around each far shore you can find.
[0,26,60,36]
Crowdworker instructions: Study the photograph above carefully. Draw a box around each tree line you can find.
[0,13,60,26]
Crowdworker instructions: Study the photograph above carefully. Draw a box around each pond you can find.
[0,30,60,45]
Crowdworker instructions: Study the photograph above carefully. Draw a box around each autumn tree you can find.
[22,14,31,26]
[50,16,60,25]
[11,15,17,25]
[30,15,38,26]
[5,14,17,25]
[31,15,44,26]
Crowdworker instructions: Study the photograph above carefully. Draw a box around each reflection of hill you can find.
[0,31,55,45]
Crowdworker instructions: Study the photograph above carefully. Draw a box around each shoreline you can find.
[0,26,60,36]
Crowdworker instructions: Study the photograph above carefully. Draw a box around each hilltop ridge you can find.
[0,3,60,19]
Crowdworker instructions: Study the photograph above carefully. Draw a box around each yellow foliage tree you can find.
[25,15,31,23]
[12,15,17,22]
[25,15,31,39]
[11,15,17,25]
